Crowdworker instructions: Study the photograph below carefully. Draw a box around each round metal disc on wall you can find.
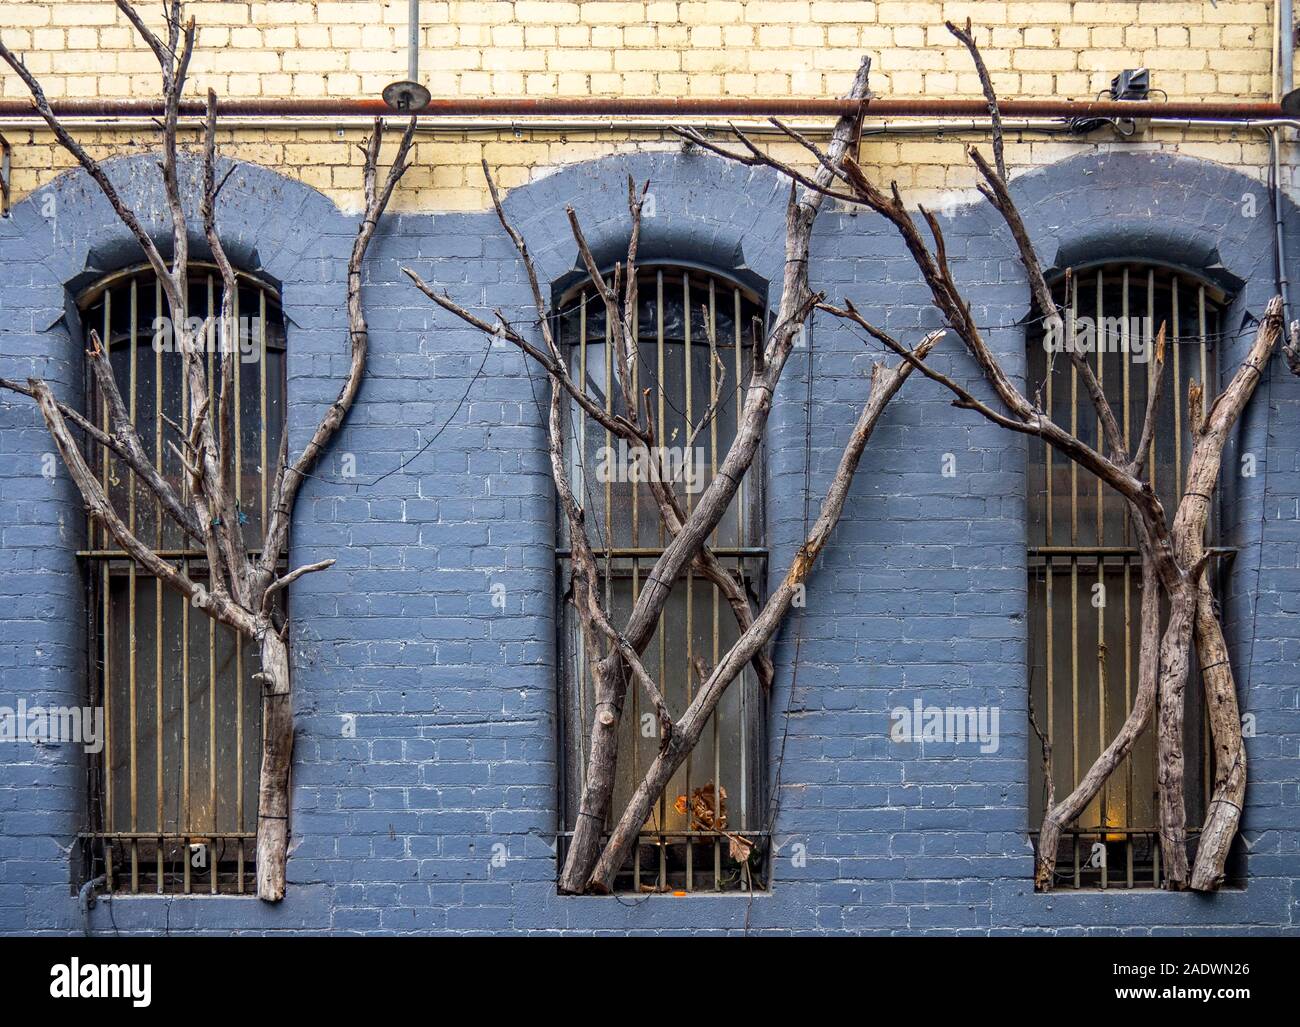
[382,80,431,113]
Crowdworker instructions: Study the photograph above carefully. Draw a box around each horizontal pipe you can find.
[4,116,1296,139]
[0,95,1286,121]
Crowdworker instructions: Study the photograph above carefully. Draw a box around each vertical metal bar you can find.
[734,286,747,847]
[129,277,139,894]
[182,554,190,896]
[208,277,218,896]
[1070,269,1080,802]
[1045,555,1053,809]
[260,288,268,533]
[709,278,721,889]
[1200,285,1211,810]
[683,273,693,893]
[1094,271,1106,832]
[1046,303,1055,546]
[655,272,666,866]
[155,275,164,891]
[1147,268,1156,490]
[101,292,111,548]
[234,283,241,511]
[1172,275,1182,499]
[101,292,114,873]
[1070,274,1078,548]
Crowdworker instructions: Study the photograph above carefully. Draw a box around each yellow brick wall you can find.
[0,0,1285,211]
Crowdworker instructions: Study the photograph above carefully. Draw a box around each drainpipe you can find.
[1276,0,1293,324]
[407,0,420,87]
[78,875,106,936]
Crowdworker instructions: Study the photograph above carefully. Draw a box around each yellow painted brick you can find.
[581,2,649,23]
[483,49,547,71]
[690,24,722,46]
[893,26,925,47]
[1053,73,1090,96]
[1013,49,1075,72]
[812,1,875,21]
[1141,1,1210,24]
[1058,25,1090,48]
[1124,26,1157,47]
[548,48,612,71]
[1071,3,1137,24]
[745,2,812,24]
[827,25,859,47]
[33,27,64,49]
[448,1,515,23]
[1089,26,1123,48]
[877,2,941,25]
[525,72,559,93]
[941,1,1006,25]
[1204,3,1269,26]
[1141,49,1208,72]
[1221,26,1262,48]
[679,2,744,25]
[317,3,382,25]
[524,26,558,46]
[264,26,298,48]
[4,4,51,26]
[51,4,118,26]
[557,72,590,92]
[614,49,680,71]
[557,25,592,45]
[722,72,757,93]
[516,1,581,23]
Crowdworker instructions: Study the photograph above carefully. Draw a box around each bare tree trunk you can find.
[551,57,873,894]
[255,629,293,901]
[1189,580,1246,890]
[1,2,415,902]
[1154,579,1197,887]
[588,332,940,891]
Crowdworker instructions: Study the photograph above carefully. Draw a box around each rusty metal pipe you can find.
[0,96,1284,121]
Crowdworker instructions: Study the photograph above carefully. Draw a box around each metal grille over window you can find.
[78,265,286,895]
[554,266,768,893]
[1027,264,1223,889]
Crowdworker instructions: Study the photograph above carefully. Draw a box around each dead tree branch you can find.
[0,2,414,901]
[726,27,1278,893]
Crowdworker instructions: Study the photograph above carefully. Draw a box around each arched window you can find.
[1027,263,1224,888]
[78,264,286,895]
[554,265,768,893]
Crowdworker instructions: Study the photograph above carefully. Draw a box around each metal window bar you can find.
[554,266,769,893]
[76,265,286,895]
[1027,263,1223,889]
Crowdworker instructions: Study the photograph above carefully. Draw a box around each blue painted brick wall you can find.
[1,149,1296,934]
